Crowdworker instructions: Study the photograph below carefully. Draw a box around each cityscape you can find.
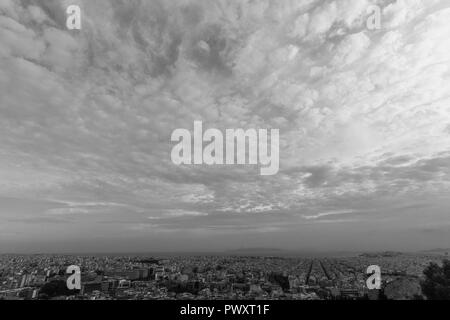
[1,0,450,309]
[1,250,448,300]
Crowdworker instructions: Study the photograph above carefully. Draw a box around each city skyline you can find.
[1,251,445,300]
[1,0,450,253]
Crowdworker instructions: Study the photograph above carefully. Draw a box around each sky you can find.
[1,0,450,253]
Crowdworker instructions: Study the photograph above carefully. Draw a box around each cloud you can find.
[331,31,371,66]
[155,209,208,218]
[0,0,450,250]
[302,210,358,220]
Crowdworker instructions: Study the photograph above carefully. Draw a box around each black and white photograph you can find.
[1,0,450,313]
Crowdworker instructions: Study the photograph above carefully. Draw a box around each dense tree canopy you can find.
[39,280,74,298]
[421,260,450,300]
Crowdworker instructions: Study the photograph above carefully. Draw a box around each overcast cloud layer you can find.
[1,0,450,253]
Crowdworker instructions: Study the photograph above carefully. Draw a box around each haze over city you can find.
[1,0,450,253]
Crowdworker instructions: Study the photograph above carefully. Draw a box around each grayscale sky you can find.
[1,0,450,253]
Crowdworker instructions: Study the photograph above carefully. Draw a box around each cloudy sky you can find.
[1,0,450,253]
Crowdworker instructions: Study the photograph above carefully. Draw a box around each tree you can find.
[421,259,450,300]
[39,280,74,298]
[268,272,290,292]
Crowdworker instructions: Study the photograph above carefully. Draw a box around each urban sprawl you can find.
[0,252,447,300]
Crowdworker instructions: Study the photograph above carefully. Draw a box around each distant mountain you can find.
[360,251,403,258]
[227,248,284,253]
[224,248,358,258]
[421,248,450,254]
[226,248,284,255]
